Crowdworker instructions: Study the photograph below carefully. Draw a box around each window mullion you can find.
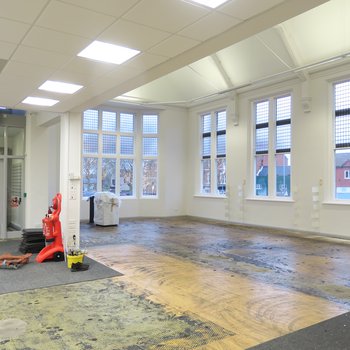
[270,98,277,197]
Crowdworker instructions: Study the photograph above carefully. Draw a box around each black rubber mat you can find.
[248,312,350,350]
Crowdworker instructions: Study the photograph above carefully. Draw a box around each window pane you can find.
[256,100,269,124]
[255,128,268,153]
[335,149,350,199]
[217,134,226,156]
[142,159,157,196]
[120,136,134,155]
[335,81,350,110]
[335,114,350,147]
[256,155,268,196]
[83,133,98,154]
[83,109,98,130]
[82,157,98,196]
[120,113,134,133]
[276,153,291,197]
[7,127,25,156]
[201,159,211,193]
[216,111,226,131]
[120,159,134,196]
[202,114,211,133]
[276,96,291,121]
[143,115,158,134]
[216,158,226,194]
[276,124,291,151]
[143,137,158,156]
[0,127,4,155]
[102,134,116,154]
[202,136,211,157]
[102,158,116,193]
[102,111,116,132]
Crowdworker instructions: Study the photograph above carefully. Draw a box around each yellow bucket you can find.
[67,254,84,268]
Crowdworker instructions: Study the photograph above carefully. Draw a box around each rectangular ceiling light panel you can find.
[187,0,229,8]
[22,97,59,106]
[39,80,83,94]
[78,40,140,64]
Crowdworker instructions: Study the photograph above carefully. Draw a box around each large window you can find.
[254,94,291,198]
[82,109,141,198]
[334,80,350,199]
[142,115,158,197]
[200,110,226,195]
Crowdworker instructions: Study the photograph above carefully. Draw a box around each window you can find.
[142,115,158,196]
[82,109,136,198]
[200,110,226,195]
[334,80,350,199]
[254,95,291,197]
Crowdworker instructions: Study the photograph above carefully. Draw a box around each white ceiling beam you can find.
[276,23,309,81]
[210,53,233,89]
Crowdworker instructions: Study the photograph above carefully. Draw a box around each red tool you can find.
[36,193,65,263]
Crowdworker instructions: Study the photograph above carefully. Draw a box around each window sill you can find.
[245,197,294,203]
[322,200,350,206]
[194,194,227,199]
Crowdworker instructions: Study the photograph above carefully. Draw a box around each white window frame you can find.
[199,109,226,196]
[82,109,160,199]
[252,93,292,199]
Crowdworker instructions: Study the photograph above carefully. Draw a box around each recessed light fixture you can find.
[187,0,229,8]
[39,80,83,94]
[22,97,59,107]
[78,41,140,65]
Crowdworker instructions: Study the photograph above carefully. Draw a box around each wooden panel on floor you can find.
[88,244,348,349]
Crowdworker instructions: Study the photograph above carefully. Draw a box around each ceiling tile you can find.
[60,0,141,18]
[0,41,17,59]
[179,12,241,42]
[36,0,116,38]
[219,0,284,20]
[12,45,71,69]
[0,0,49,24]
[50,57,116,84]
[22,26,90,55]
[123,0,209,33]
[148,35,200,58]
[98,19,171,52]
[2,61,55,80]
[0,18,30,44]
[125,53,169,72]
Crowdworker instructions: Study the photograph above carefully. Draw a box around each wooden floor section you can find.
[82,217,350,349]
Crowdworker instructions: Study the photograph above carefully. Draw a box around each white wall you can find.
[185,63,350,239]
[24,112,61,229]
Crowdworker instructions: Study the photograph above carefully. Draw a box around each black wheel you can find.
[53,251,64,261]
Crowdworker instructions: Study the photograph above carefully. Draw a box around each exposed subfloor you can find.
[1,216,350,349]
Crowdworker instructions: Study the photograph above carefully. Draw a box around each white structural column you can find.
[60,112,81,251]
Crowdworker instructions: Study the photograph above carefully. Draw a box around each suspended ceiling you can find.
[0,0,341,113]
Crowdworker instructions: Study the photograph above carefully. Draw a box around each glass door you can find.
[0,122,25,239]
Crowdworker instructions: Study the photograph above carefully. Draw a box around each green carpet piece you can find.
[0,278,232,349]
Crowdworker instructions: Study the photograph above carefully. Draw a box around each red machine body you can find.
[36,193,65,263]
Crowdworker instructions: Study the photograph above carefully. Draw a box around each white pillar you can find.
[60,112,81,251]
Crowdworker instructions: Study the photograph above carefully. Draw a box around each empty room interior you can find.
[2,0,350,349]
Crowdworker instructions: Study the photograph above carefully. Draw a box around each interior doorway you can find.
[0,116,26,239]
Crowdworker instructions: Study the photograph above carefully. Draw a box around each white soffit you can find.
[280,0,350,64]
